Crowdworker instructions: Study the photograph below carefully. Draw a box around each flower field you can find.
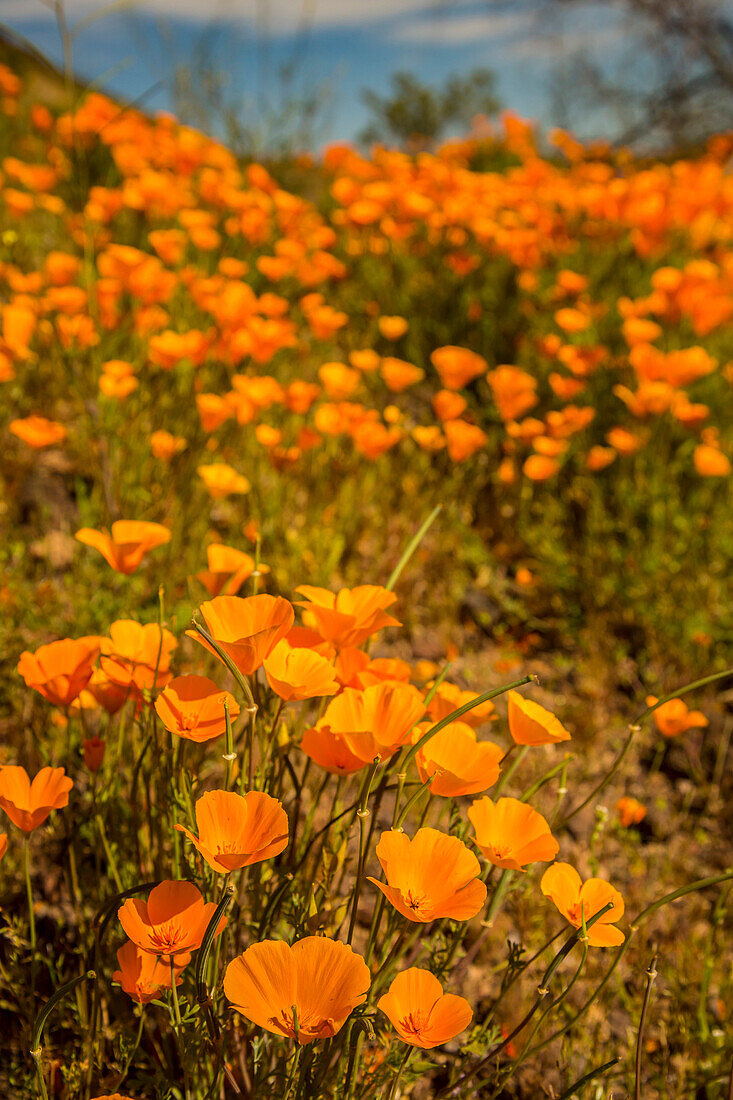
[0,57,731,1099]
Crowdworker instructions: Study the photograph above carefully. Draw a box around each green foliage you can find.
[359,68,500,148]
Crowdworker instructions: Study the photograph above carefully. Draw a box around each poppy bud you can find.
[83,737,106,772]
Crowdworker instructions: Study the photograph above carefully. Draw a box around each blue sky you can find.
[0,1,651,146]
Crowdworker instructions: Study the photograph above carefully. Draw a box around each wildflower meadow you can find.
[0,44,732,1100]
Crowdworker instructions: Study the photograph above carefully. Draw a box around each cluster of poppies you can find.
[1,64,731,516]
[6,564,631,1082]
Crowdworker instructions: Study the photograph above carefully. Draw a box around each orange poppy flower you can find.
[380,357,424,393]
[616,797,647,827]
[378,315,409,340]
[113,939,185,1004]
[224,936,370,1043]
[413,722,503,797]
[350,349,380,372]
[432,390,467,422]
[296,585,400,649]
[468,796,559,870]
[586,445,616,472]
[197,464,251,499]
[190,594,295,677]
[9,416,67,448]
[118,880,224,960]
[507,690,571,745]
[84,668,130,715]
[313,682,426,765]
[645,696,709,738]
[318,361,361,399]
[0,766,73,832]
[175,789,289,872]
[693,444,731,477]
[263,641,339,701]
[75,520,171,574]
[150,430,186,461]
[486,366,538,421]
[523,454,560,481]
[378,968,472,1049]
[197,392,232,432]
[427,682,496,728]
[154,675,240,742]
[100,620,177,697]
[368,828,487,923]
[431,346,486,391]
[0,833,6,862]
[17,637,98,707]
[540,863,625,947]
[196,544,264,598]
[554,307,591,334]
[300,726,367,775]
[90,1095,136,1100]
[444,419,487,463]
[83,737,106,772]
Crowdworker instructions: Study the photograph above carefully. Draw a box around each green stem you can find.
[394,774,434,830]
[347,757,381,945]
[400,676,534,775]
[387,1047,414,1100]
[24,835,36,951]
[634,955,658,1100]
[485,869,513,926]
[114,1008,145,1092]
[386,505,441,590]
[223,698,236,791]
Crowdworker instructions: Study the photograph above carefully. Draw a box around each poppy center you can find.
[150,923,187,955]
[271,1006,333,1041]
[403,888,430,915]
[398,1010,427,1039]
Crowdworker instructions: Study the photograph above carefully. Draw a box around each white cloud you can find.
[393,11,535,45]
[0,0,435,28]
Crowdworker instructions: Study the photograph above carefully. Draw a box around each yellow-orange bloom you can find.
[154,675,240,742]
[176,789,288,872]
[101,620,177,698]
[224,936,370,1043]
[645,695,709,738]
[378,315,408,340]
[190,594,295,677]
[9,416,67,448]
[312,682,426,764]
[693,444,731,477]
[196,543,264,598]
[368,827,486,923]
[378,968,472,1049]
[427,682,496,727]
[150,429,186,461]
[468,796,559,870]
[540,863,625,947]
[616,797,647,827]
[197,463,251,499]
[263,641,339,701]
[296,585,400,649]
[431,346,486,390]
[17,637,98,707]
[507,690,571,745]
[300,726,367,775]
[113,939,185,1004]
[414,722,503,797]
[0,765,73,832]
[75,520,170,574]
[118,880,224,960]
